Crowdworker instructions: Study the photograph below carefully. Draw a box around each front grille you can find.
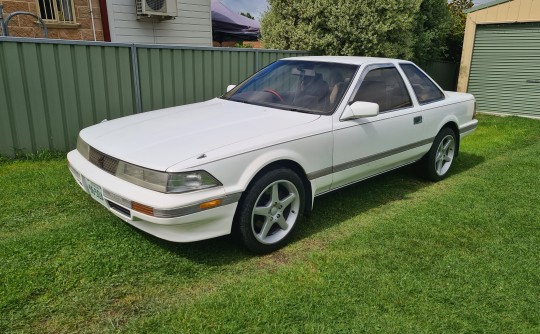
[89,147,119,175]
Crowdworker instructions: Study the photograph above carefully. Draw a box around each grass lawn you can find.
[1,114,539,333]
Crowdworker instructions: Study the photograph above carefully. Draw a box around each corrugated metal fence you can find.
[0,37,459,157]
[423,60,459,92]
[0,37,307,156]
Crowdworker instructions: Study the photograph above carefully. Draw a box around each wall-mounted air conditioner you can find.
[136,0,177,20]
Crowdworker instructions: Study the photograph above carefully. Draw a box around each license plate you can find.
[86,179,107,207]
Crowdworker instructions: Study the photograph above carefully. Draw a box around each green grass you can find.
[1,114,539,333]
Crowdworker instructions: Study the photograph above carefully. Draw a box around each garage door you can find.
[468,23,540,117]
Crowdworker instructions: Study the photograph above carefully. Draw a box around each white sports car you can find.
[68,56,477,253]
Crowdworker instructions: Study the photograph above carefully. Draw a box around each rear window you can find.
[400,64,444,104]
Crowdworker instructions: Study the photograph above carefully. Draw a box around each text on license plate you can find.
[86,179,107,206]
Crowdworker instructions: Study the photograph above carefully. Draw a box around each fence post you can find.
[255,48,260,72]
[131,44,142,114]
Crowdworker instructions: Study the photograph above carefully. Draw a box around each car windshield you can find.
[221,60,358,114]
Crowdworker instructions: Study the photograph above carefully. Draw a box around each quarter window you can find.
[351,66,412,112]
[400,64,444,104]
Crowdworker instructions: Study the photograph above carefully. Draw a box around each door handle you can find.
[526,79,540,84]
[414,116,422,125]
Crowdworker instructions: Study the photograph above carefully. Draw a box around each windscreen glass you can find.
[222,60,358,114]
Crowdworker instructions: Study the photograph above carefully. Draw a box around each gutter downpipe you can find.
[87,0,97,41]
[0,4,7,35]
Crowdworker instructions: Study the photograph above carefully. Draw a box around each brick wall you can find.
[0,0,104,41]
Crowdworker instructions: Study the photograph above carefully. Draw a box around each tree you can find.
[413,0,453,66]
[446,0,474,62]
[240,12,255,20]
[449,0,474,32]
[261,0,454,63]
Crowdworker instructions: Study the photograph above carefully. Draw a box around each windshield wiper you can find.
[280,106,317,114]
[228,97,250,104]
[224,98,319,114]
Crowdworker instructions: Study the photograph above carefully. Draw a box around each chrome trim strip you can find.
[308,138,433,180]
[460,123,478,134]
[153,192,243,218]
[333,138,433,173]
[307,167,333,180]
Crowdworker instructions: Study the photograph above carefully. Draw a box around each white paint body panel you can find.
[67,56,478,243]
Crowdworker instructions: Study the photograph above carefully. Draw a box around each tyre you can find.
[235,168,305,254]
[423,127,457,181]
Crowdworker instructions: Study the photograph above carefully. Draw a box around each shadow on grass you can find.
[133,152,484,264]
[294,152,485,242]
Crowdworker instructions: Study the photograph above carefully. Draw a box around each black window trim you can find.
[347,63,414,115]
[398,62,445,105]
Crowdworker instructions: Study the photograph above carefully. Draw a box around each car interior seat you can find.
[294,73,330,111]
[354,80,387,111]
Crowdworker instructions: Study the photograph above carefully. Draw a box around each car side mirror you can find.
[226,85,236,93]
[340,101,379,121]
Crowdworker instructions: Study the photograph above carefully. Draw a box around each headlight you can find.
[115,161,221,194]
[76,135,90,160]
[167,172,221,193]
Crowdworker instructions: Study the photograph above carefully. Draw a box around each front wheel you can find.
[423,127,457,181]
[234,168,305,254]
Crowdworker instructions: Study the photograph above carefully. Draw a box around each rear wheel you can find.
[235,168,305,254]
[423,127,457,181]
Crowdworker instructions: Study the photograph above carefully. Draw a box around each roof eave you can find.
[464,0,513,14]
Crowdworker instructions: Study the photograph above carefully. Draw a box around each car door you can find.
[331,63,427,190]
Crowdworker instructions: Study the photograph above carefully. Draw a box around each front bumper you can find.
[67,150,240,242]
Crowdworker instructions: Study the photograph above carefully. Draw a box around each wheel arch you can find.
[238,159,313,215]
[440,121,460,157]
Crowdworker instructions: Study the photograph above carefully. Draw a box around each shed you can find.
[457,0,540,117]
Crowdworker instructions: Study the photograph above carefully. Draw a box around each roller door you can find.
[468,23,540,117]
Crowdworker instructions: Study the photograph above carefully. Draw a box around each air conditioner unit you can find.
[136,0,177,20]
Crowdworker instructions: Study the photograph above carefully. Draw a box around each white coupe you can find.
[67,56,478,253]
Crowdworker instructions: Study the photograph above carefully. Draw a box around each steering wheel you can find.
[263,88,285,103]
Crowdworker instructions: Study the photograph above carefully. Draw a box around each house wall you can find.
[106,0,211,45]
[0,0,105,40]
[457,0,540,92]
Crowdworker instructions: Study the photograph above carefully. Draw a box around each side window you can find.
[400,64,445,104]
[352,67,412,112]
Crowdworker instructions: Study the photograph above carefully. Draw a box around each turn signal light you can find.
[132,202,154,216]
[199,199,222,210]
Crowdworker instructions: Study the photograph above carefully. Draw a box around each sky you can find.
[220,0,495,21]
[221,0,269,21]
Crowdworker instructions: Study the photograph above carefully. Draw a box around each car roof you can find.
[281,56,413,66]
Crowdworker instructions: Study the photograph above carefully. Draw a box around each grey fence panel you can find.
[424,61,459,91]
[0,39,136,156]
[257,50,303,69]
[0,37,310,156]
[135,46,308,112]
[137,47,259,112]
[1,37,456,157]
